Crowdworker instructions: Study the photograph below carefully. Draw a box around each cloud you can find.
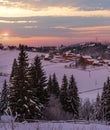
[0,16,110,38]
[1,5,110,17]
[0,1,110,45]
[0,0,110,18]
[1,0,110,11]
[24,25,38,29]
[0,20,37,23]
[72,0,110,11]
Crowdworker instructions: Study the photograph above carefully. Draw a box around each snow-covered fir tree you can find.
[60,74,69,112]
[94,93,102,120]
[0,80,8,115]
[9,45,42,121]
[67,75,80,119]
[79,98,94,120]
[101,77,110,121]
[29,56,49,106]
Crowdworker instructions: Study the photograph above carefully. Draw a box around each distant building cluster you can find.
[44,50,110,67]
[0,42,110,67]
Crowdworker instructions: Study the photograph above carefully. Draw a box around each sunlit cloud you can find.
[1,5,110,17]
[51,25,110,32]
[0,20,37,23]
[24,26,38,29]
[51,26,67,30]
[69,26,110,31]
[0,0,110,17]
[1,0,110,10]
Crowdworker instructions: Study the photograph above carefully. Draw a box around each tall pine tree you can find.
[101,77,110,121]
[47,73,59,97]
[60,74,69,112]
[67,75,80,119]
[9,45,42,121]
[47,75,53,96]
[52,73,60,97]
[10,58,17,81]
[29,56,48,106]
[0,80,8,115]
[94,93,102,120]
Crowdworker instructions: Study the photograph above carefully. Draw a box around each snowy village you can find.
[0,0,110,129]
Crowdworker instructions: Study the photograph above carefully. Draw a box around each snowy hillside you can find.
[0,50,110,100]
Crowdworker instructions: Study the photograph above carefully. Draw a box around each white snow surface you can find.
[0,122,110,130]
[0,50,110,100]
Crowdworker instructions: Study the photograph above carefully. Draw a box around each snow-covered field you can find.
[0,50,110,100]
[0,50,110,129]
[0,122,110,130]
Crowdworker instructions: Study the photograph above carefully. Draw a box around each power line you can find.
[79,87,103,94]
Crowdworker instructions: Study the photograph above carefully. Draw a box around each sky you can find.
[0,0,110,46]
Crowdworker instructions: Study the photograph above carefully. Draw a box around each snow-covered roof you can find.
[76,54,81,57]
[87,59,94,62]
[82,56,92,59]
[103,60,110,63]
[65,51,71,55]
[45,54,50,58]
[88,44,95,47]
[93,60,99,64]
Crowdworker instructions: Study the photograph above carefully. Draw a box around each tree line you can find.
[0,45,110,122]
[0,45,79,122]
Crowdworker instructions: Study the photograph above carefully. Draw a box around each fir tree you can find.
[29,56,48,106]
[67,75,80,119]
[101,77,110,121]
[52,73,60,97]
[94,93,102,120]
[47,73,59,97]
[10,58,17,81]
[9,45,42,121]
[47,75,53,96]
[60,74,68,111]
[0,80,8,114]
[101,82,107,120]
